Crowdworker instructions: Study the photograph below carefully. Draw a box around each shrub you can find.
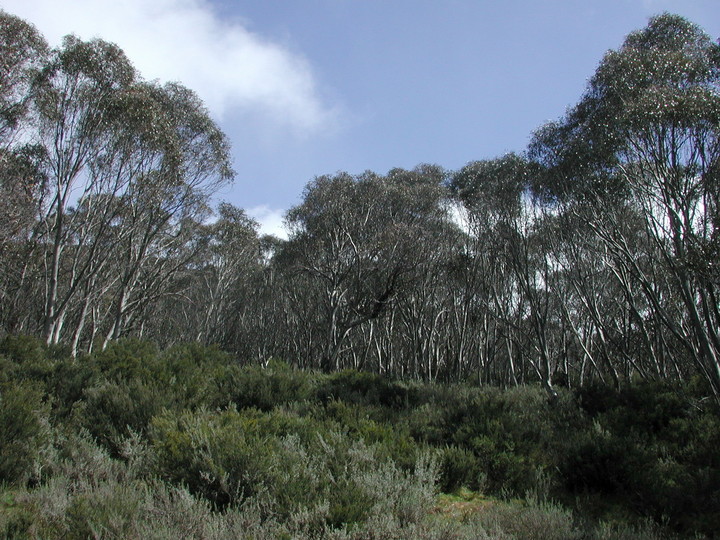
[316,369,411,409]
[80,378,165,455]
[0,334,48,366]
[566,382,720,536]
[439,445,485,493]
[210,360,313,411]
[156,342,232,409]
[0,382,50,485]
[321,399,419,470]
[468,498,582,540]
[149,405,436,531]
[91,339,159,382]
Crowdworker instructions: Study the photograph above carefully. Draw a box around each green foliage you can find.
[439,445,485,493]
[0,336,91,425]
[0,336,717,537]
[211,360,313,411]
[149,405,395,527]
[92,339,159,382]
[409,384,584,496]
[320,399,420,470]
[80,378,165,455]
[0,334,48,366]
[0,382,50,485]
[150,407,266,508]
[63,481,145,539]
[316,370,414,409]
[566,382,720,535]
[563,425,643,495]
[0,336,71,393]
[150,341,233,410]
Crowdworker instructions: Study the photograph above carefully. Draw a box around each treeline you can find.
[2,11,720,402]
[1,336,718,537]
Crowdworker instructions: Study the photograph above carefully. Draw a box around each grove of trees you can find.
[2,11,720,405]
[2,9,720,538]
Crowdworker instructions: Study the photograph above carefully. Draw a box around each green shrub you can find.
[405,402,447,445]
[150,407,324,510]
[156,342,232,409]
[0,382,50,485]
[149,405,435,530]
[0,334,716,538]
[211,361,313,411]
[0,335,48,366]
[91,339,159,382]
[566,382,720,536]
[428,385,582,497]
[0,335,72,397]
[439,445,484,493]
[468,498,582,540]
[80,378,166,455]
[316,369,412,409]
[321,399,419,470]
[63,480,145,539]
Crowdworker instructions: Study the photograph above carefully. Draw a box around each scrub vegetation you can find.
[1,9,720,538]
[0,336,718,538]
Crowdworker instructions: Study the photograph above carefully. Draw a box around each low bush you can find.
[439,445,485,493]
[210,360,314,411]
[0,382,51,485]
[149,405,435,530]
[91,339,159,382]
[466,498,582,540]
[80,378,166,455]
[316,369,413,409]
[0,335,716,537]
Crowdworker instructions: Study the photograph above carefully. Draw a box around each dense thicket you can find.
[1,336,718,537]
[2,11,720,402]
[0,13,714,408]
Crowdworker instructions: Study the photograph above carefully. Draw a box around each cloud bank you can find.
[2,0,337,133]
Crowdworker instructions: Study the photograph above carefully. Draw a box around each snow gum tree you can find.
[530,14,720,400]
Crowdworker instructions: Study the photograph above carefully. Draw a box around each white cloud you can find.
[2,0,337,133]
[247,205,288,239]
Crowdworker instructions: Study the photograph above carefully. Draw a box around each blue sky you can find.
[3,0,720,236]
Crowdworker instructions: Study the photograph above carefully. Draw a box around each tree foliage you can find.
[2,11,720,537]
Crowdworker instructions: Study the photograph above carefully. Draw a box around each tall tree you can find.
[280,166,449,372]
[0,11,48,322]
[17,31,234,352]
[0,10,47,145]
[96,81,234,348]
[530,14,720,400]
[451,155,563,394]
[32,35,136,344]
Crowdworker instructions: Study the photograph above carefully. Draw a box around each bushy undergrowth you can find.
[0,335,718,538]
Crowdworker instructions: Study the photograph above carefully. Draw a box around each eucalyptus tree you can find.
[280,165,450,372]
[0,10,47,241]
[530,14,720,399]
[18,29,234,352]
[0,10,47,145]
[96,81,233,349]
[157,202,261,347]
[450,155,528,385]
[0,150,46,336]
[451,154,566,394]
[32,35,136,345]
[0,12,49,334]
[377,165,457,379]
[542,211,629,387]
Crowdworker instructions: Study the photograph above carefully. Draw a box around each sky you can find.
[3,0,720,237]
